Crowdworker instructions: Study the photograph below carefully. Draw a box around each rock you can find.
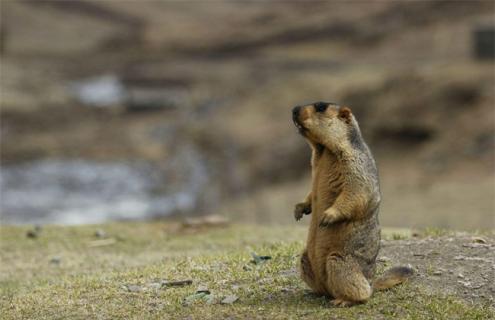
[221,295,239,304]
[125,284,142,292]
[95,229,107,238]
[472,236,487,244]
[250,252,272,265]
[378,256,391,262]
[71,75,125,107]
[148,282,161,290]
[26,230,38,238]
[161,279,193,287]
[50,256,61,265]
[433,270,442,276]
[457,280,471,293]
[205,294,219,305]
[196,284,210,294]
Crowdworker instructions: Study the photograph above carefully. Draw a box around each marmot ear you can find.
[338,107,352,123]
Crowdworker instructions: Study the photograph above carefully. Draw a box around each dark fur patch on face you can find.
[314,101,337,113]
[314,102,329,113]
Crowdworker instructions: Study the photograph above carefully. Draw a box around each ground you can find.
[1,222,493,319]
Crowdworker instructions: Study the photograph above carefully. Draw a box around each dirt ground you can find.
[1,223,493,319]
[379,233,495,305]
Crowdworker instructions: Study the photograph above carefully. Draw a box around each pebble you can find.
[26,230,38,238]
[50,256,61,265]
[126,285,142,292]
[148,283,161,290]
[26,225,42,238]
[161,279,193,287]
[471,236,487,244]
[221,295,239,304]
[196,284,210,294]
[95,229,107,238]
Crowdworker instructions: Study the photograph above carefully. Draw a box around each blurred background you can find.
[0,1,494,230]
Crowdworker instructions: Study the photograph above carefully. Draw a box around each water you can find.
[0,146,208,225]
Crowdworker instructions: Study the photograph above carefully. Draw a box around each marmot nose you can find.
[292,106,301,119]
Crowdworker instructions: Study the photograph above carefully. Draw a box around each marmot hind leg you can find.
[300,250,325,295]
[325,253,372,306]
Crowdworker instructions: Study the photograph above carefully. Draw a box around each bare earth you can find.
[378,234,495,305]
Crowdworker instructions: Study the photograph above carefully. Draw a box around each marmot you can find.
[292,101,413,307]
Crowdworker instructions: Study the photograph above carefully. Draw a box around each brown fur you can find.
[292,102,413,306]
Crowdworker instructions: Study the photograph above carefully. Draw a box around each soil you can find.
[379,234,495,305]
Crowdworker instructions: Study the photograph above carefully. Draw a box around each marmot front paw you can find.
[294,202,312,221]
[319,209,342,227]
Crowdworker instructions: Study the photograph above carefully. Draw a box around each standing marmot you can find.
[292,101,413,307]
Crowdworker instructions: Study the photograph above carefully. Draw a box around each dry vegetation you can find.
[1,222,494,319]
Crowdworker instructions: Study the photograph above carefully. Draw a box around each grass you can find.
[1,222,493,319]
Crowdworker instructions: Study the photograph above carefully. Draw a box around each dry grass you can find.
[1,222,493,319]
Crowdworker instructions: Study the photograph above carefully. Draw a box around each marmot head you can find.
[292,101,361,150]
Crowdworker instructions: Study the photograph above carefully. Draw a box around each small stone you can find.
[221,295,238,304]
[458,273,464,279]
[196,284,210,294]
[433,270,442,276]
[161,279,193,287]
[148,282,161,290]
[95,229,107,238]
[458,280,472,288]
[205,294,219,305]
[471,283,484,289]
[126,284,142,292]
[250,252,272,265]
[50,256,61,265]
[378,256,391,262]
[26,230,38,238]
[472,236,487,244]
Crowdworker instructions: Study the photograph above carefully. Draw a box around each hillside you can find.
[1,1,494,228]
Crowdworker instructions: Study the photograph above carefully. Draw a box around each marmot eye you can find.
[314,102,328,113]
